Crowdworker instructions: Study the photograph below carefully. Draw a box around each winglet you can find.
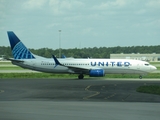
[52,55,63,68]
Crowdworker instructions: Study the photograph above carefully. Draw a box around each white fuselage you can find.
[12,58,157,75]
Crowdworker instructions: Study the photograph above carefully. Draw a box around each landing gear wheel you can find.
[78,74,84,79]
[139,75,142,79]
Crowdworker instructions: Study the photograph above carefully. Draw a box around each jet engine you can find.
[89,69,105,77]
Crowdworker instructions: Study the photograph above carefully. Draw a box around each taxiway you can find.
[0,78,160,120]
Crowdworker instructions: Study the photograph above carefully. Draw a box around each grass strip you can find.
[136,85,160,95]
[150,62,160,65]
[0,62,12,65]
[0,73,78,78]
[0,67,24,70]
[0,73,160,79]
[156,67,160,70]
[105,73,160,78]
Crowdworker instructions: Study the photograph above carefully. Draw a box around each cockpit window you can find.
[144,63,149,66]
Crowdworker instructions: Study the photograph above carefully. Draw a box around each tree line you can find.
[0,45,160,58]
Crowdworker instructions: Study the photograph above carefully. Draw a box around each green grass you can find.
[0,62,12,65]
[156,67,160,70]
[105,73,160,78]
[0,73,160,79]
[0,73,78,78]
[0,66,24,70]
[137,85,160,95]
[150,62,160,65]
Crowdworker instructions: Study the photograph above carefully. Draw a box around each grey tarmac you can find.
[0,78,160,120]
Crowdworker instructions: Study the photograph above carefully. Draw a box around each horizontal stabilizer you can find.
[6,58,24,62]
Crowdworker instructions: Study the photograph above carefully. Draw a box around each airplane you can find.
[62,55,75,59]
[7,31,157,79]
[0,55,5,61]
[62,54,66,58]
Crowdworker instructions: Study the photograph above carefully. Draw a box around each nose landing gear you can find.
[78,74,84,79]
[139,75,142,79]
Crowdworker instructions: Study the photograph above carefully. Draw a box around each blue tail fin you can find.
[7,31,35,59]
[62,54,66,58]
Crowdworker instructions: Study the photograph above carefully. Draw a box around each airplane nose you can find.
[150,66,157,71]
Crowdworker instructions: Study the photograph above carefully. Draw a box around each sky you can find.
[0,0,160,49]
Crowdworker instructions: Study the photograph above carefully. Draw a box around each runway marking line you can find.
[83,85,100,100]
[122,94,131,101]
[0,90,4,93]
[101,86,105,90]
[104,93,117,100]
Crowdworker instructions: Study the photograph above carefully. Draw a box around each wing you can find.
[52,55,90,74]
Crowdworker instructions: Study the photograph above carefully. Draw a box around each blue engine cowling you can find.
[89,69,105,77]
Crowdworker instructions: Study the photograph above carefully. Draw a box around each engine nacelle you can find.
[89,69,105,77]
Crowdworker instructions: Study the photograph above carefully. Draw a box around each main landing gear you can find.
[78,74,84,79]
[139,75,142,79]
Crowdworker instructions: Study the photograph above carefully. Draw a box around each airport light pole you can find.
[59,30,61,58]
